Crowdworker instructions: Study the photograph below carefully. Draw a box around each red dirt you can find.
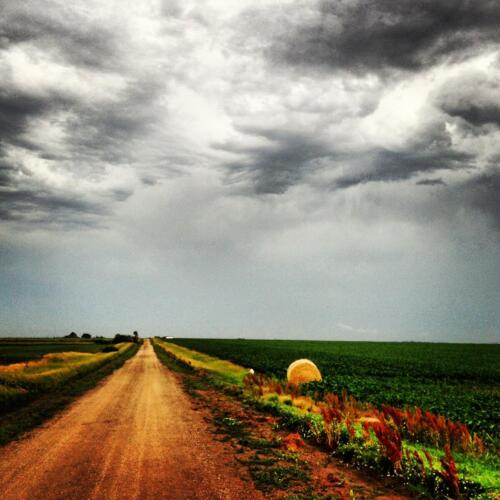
[190,382,412,499]
[0,341,262,500]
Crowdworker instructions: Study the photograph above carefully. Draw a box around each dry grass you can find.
[0,343,134,390]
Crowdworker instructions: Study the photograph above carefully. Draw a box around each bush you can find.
[101,346,119,353]
[93,338,112,345]
[112,334,134,344]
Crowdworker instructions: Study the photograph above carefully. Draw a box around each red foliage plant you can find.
[243,371,484,469]
[381,404,483,454]
[320,405,345,449]
[439,445,461,498]
[365,420,403,472]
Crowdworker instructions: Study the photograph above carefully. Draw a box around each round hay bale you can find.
[287,359,322,385]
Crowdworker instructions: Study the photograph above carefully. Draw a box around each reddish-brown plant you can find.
[438,444,461,498]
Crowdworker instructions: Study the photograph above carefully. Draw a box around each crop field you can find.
[0,339,139,444]
[171,339,499,438]
[0,339,107,365]
[160,338,500,497]
[0,341,135,409]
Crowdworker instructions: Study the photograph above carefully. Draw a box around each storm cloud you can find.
[246,0,500,74]
[436,71,500,127]
[0,0,498,342]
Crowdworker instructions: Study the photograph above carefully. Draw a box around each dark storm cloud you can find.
[220,119,472,194]
[416,178,446,186]
[0,83,138,222]
[63,79,165,164]
[335,148,471,189]
[0,154,113,225]
[448,105,500,127]
[0,187,106,224]
[0,79,146,224]
[0,2,169,226]
[0,2,119,69]
[0,159,17,187]
[0,89,75,153]
[0,92,47,140]
[436,74,500,127]
[0,1,149,158]
[250,0,500,74]
[215,127,333,194]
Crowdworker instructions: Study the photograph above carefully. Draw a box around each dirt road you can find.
[0,341,261,500]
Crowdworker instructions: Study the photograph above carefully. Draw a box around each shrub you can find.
[101,346,118,353]
[112,334,134,344]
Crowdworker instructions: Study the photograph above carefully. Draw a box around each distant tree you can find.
[133,331,139,343]
[81,333,92,339]
[65,332,79,338]
[101,345,118,353]
[113,333,134,344]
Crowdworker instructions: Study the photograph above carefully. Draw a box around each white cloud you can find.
[0,0,499,341]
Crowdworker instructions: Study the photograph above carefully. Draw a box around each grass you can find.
[0,342,139,445]
[0,339,109,365]
[152,341,194,375]
[154,339,248,384]
[154,338,499,498]
[406,443,500,492]
[0,343,135,392]
[170,338,500,437]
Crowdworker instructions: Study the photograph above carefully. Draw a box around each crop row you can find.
[159,339,499,498]
[170,339,500,438]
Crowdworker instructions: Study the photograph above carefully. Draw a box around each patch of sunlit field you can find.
[153,338,248,385]
[0,339,140,446]
[0,339,105,365]
[0,343,133,389]
[0,343,135,414]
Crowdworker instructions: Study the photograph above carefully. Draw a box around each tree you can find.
[81,333,92,339]
[65,332,79,338]
[113,333,134,344]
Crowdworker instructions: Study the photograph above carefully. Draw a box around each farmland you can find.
[159,338,500,497]
[170,339,499,438]
[0,338,139,444]
[0,339,107,365]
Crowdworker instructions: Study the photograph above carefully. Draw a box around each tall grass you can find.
[154,339,248,384]
[0,343,135,410]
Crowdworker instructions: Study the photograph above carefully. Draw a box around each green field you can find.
[0,339,108,365]
[0,338,139,444]
[170,339,500,437]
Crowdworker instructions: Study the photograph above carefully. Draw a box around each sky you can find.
[0,0,499,342]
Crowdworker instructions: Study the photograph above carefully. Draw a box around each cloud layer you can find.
[0,0,499,341]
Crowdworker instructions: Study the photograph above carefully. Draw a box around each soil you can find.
[181,372,413,499]
[0,341,262,500]
[0,340,413,499]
